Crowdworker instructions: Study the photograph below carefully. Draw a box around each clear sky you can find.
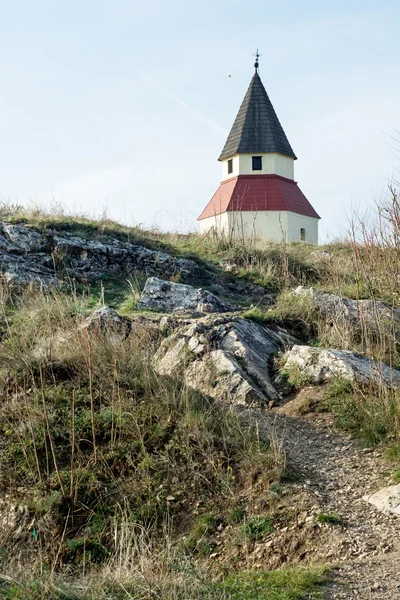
[1,0,399,240]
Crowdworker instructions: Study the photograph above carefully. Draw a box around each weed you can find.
[315,512,343,526]
[228,505,246,524]
[281,362,313,389]
[242,516,274,541]
[242,306,271,324]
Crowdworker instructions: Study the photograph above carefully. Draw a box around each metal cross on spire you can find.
[253,48,261,72]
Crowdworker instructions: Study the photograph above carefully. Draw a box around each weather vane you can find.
[253,48,261,72]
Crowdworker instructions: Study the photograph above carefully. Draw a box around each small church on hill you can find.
[198,54,320,243]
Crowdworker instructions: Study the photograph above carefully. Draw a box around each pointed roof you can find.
[219,72,297,161]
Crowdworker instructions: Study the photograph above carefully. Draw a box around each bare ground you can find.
[245,386,400,599]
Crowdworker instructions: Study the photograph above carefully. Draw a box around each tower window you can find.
[227,159,233,174]
[300,228,306,241]
[252,156,262,171]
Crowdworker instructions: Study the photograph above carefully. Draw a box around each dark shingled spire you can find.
[219,72,297,161]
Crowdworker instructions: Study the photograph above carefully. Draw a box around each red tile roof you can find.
[198,175,320,220]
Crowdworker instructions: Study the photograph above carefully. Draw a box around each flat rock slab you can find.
[282,345,400,388]
[364,484,400,516]
[155,315,295,406]
[137,277,236,314]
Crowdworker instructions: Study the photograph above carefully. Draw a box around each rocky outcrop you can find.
[137,277,237,314]
[363,484,400,516]
[155,315,295,406]
[0,222,273,306]
[293,286,400,329]
[0,222,210,287]
[281,345,400,388]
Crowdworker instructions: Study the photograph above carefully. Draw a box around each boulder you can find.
[309,250,333,262]
[293,286,400,329]
[154,315,295,406]
[281,345,400,388]
[137,277,237,314]
[363,484,400,516]
[83,306,131,336]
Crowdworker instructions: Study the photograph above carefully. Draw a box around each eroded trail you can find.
[244,391,400,599]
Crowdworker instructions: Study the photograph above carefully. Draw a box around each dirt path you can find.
[244,390,400,599]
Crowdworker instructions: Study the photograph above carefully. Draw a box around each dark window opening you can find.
[252,156,262,171]
[300,228,306,241]
[227,159,233,174]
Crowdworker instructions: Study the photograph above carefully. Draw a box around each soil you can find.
[244,385,400,599]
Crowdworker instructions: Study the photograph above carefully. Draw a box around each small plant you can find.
[242,516,274,541]
[228,505,246,524]
[182,514,218,553]
[280,362,313,390]
[315,512,343,526]
[242,306,271,324]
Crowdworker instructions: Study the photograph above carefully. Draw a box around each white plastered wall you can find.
[199,212,231,235]
[221,153,295,181]
[200,211,318,244]
[286,212,318,244]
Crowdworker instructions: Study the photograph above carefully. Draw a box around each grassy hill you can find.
[0,195,399,598]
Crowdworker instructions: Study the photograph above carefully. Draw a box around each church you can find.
[198,55,320,243]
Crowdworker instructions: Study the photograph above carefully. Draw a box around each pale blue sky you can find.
[0,0,399,240]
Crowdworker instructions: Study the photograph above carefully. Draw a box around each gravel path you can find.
[244,396,400,599]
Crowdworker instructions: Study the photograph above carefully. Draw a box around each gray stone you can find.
[293,286,400,329]
[363,484,400,516]
[281,344,400,388]
[0,222,270,306]
[309,250,333,262]
[137,277,237,314]
[0,222,210,287]
[83,306,131,336]
[0,498,30,538]
[154,315,295,406]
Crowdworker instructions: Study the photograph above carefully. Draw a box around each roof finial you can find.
[253,48,261,72]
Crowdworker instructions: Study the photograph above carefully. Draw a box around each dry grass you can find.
[0,287,288,592]
[3,191,400,595]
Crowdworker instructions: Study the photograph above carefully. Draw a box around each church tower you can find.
[198,54,320,243]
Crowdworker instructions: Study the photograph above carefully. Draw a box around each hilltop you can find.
[0,202,400,599]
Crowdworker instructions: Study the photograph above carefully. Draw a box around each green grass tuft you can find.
[315,512,343,526]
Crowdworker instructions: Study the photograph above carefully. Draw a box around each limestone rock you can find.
[83,306,131,336]
[281,344,400,388]
[0,499,30,537]
[0,222,269,305]
[0,222,210,287]
[293,286,400,329]
[155,315,295,405]
[137,277,237,314]
[34,306,133,363]
[309,250,333,262]
[363,484,400,516]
